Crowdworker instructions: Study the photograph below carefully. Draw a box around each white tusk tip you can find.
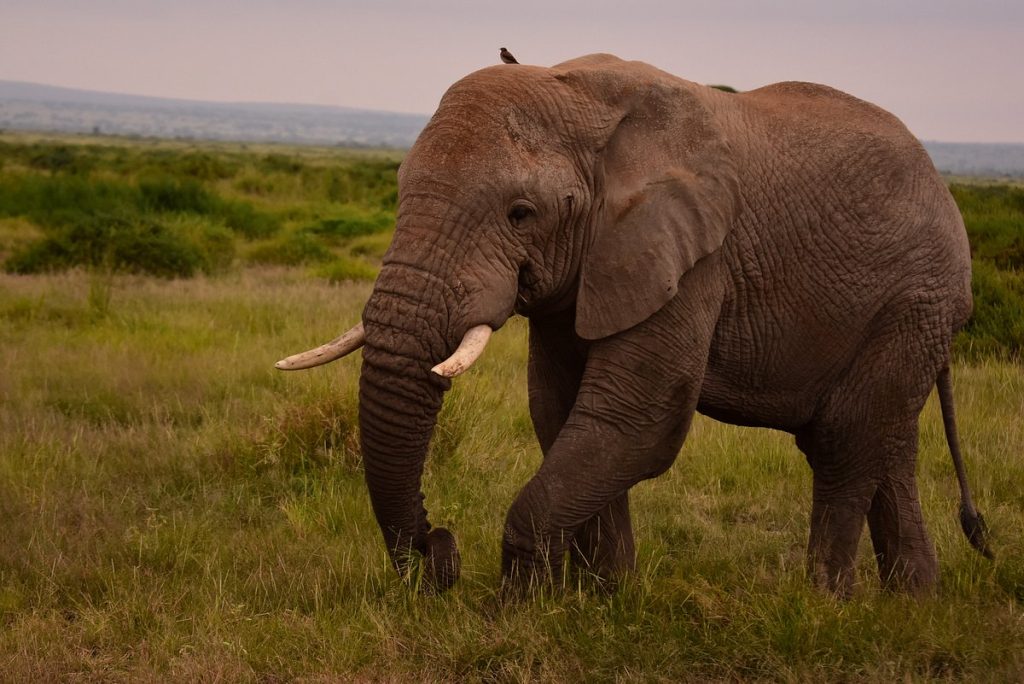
[430,324,492,379]
[430,363,459,378]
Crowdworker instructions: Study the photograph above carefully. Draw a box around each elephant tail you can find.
[937,367,994,559]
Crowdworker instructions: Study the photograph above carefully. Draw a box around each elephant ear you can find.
[557,56,739,340]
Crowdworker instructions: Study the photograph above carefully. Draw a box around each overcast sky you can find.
[2,0,1022,142]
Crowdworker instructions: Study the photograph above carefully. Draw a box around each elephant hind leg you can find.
[800,409,941,597]
[800,302,949,596]
[800,441,876,598]
[800,421,938,598]
[867,444,939,594]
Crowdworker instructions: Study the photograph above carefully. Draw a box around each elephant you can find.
[276,53,991,597]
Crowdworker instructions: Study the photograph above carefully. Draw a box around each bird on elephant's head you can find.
[277,53,991,596]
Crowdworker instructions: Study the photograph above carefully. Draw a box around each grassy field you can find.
[1,135,1023,680]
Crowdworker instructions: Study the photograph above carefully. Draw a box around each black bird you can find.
[499,47,519,64]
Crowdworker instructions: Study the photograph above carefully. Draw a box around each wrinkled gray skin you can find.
[357,54,972,596]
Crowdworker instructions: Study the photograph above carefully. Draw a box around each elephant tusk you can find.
[274,322,366,370]
[431,325,492,378]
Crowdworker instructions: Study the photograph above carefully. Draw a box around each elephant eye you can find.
[507,201,536,228]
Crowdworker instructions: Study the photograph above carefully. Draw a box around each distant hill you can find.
[0,80,429,148]
[920,141,1024,179]
[2,80,1023,176]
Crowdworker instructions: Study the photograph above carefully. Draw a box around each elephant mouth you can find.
[514,263,576,317]
[514,265,540,314]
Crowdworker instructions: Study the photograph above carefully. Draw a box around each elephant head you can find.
[276,54,740,591]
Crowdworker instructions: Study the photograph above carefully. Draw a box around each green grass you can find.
[0,268,1022,680]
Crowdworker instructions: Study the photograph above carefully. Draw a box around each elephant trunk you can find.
[358,262,461,591]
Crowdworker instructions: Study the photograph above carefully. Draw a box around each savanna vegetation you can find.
[1,133,1022,680]
[0,133,397,282]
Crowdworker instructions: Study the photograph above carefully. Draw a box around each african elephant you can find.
[277,53,990,597]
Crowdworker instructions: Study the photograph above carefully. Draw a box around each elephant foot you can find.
[500,536,564,595]
[807,555,857,599]
[569,493,636,591]
[422,527,461,593]
[867,475,939,595]
[807,497,870,599]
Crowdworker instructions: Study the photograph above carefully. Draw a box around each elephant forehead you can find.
[404,121,565,187]
[444,65,566,114]
[435,69,572,142]
[400,67,583,186]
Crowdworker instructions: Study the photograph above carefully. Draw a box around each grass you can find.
[1,268,1022,680]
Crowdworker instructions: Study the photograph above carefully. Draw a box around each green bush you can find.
[246,231,333,266]
[137,176,214,214]
[28,145,94,174]
[307,205,393,240]
[950,184,1024,269]
[0,174,136,227]
[164,215,237,274]
[5,214,204,278]
[259,153,304,175]
[325,160,399,208]
[316,255,380,282]
[349,232,393,259]
[176,151,239,180]
[214,198,281,239]
[956,259,1024,360]
[0,167,277,276]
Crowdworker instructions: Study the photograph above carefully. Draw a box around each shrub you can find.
[176,152,238,180]
[137,176,214,214]
[259,153,304,175]
[234,172,276,196]
[246,231,333,266]
[349,232,393,259]
[194,223,237,273]
[5,214,204,278]
[164,215,237,274]
[0,174,136,227]
[324,159,399,208]
[307,205,393,240]
[28,145,94,174]
[956,259,1024,360]
[214,198,281,239]
[316,255,379,282]
[950,183,1024,269]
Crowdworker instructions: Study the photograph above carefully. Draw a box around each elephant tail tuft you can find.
[938,367,994,560]
[959,504,994,560]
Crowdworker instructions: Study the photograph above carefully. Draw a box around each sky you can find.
[1,0,1022,142]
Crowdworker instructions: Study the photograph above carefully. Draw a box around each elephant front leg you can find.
[502,379,697,590]
[527,312,635,584]
[505,279,721,590]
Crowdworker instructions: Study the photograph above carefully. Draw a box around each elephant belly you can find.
[696,362,820,432]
